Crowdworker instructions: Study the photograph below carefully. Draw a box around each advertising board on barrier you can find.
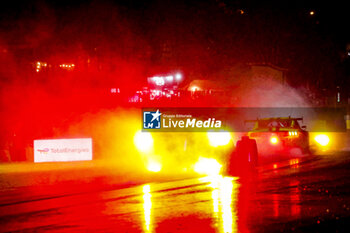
[34,138,93,163]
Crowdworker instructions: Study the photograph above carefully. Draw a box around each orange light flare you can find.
[289,158,300,168]
[314,134,330,147]
[270,136,278,144]
[273,164,278,169]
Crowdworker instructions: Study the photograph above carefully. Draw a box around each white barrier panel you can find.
[34,138,93,163]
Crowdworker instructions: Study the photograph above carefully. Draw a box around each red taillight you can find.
[288,131,298,137]
[289,158,299,166]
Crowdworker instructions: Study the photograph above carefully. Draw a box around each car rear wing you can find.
[244,117,304,124]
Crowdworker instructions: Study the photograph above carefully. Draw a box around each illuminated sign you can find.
[147,73,182,88]
[34,138,93,163]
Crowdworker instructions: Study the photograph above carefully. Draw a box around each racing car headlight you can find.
[147,159,162,172]
[314,134,330,147]
[270,136,278,144]
[194,157,222,175]
[134,131,153,153]
[207,131,232,147]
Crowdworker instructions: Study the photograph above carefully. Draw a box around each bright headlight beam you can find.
[314,134,330,146]
[134,131,153,153]
[270,136,278,144]
[147,160,162,172]
[194,157,222,175]
[207,131,232,147]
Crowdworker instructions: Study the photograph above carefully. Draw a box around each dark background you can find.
[0,0,349,161]
[0,0,349,88]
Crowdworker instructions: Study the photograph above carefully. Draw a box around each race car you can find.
[245,117,309,156]
[133,130,234,176]
[133,117,309,175]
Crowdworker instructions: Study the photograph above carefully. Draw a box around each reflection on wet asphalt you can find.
[1,153,350,232]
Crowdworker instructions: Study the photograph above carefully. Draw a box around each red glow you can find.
[273,193,279,217]
[290,180,301,216]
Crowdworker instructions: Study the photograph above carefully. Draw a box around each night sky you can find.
[0,0,349,88]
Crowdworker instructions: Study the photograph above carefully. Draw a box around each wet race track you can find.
[1,152,350,233]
